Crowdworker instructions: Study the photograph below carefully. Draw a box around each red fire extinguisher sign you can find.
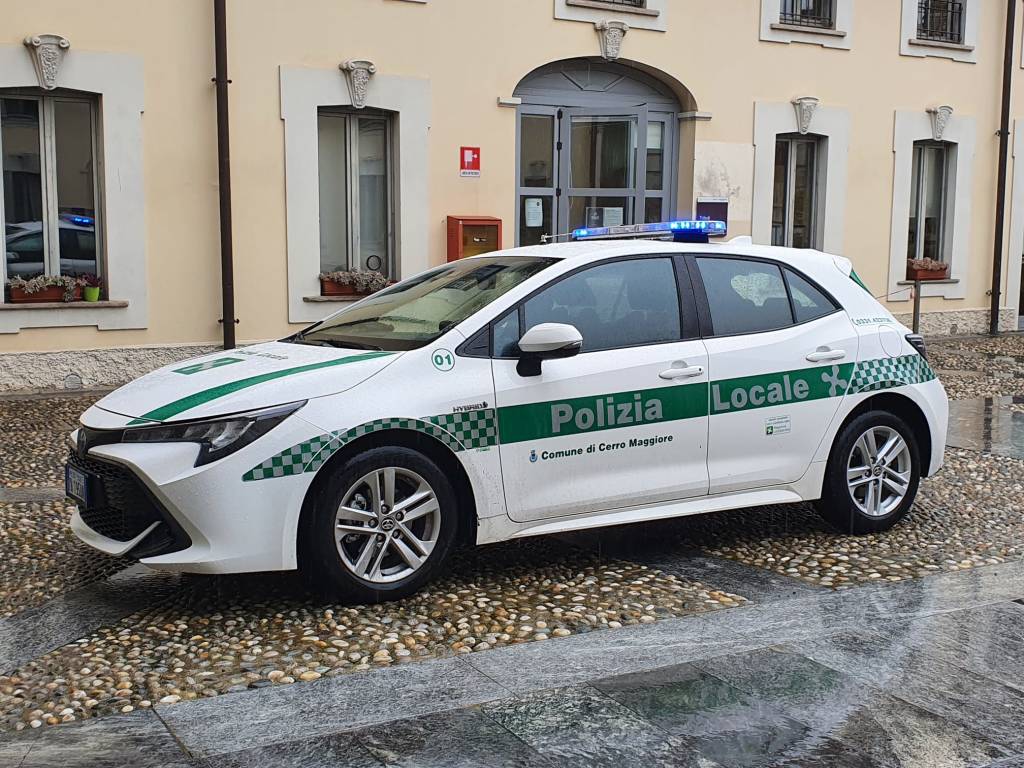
[459,146,481,177]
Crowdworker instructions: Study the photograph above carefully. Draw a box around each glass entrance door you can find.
[517,105,665,245]
[559,107,647,235]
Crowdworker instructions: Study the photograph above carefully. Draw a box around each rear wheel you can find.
[302,447,458,603]
[816,411,921,535]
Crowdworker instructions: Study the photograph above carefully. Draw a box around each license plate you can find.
[65,464,90,506]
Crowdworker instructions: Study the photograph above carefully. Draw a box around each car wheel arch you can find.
[295,428,478,566]
[827,392,932,480]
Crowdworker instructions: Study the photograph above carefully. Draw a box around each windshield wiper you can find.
[293,338,382,351]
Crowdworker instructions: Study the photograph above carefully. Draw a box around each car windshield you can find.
[291,256,554,351]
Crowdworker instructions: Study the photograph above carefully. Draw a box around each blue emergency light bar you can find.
[571,219,726,243]
[60,214,95,227]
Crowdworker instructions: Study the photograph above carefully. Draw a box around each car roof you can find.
[476,239,849,276]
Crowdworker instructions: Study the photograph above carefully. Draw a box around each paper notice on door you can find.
[603,207,624,226]
[525,198,544,227]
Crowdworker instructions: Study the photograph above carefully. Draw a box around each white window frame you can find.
[901,0,978,63]
[887,110,976,302]
[317,108,396,277]
[554,0,668,33]
[0,44,145,334]
[771,134,824,249]
[760,0,852,50]
[280,66,430,325]
[0,91,103,278]
[752,101,849,254]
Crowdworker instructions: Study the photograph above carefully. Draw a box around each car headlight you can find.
[122,401,306,467]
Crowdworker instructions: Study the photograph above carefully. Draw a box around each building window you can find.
[771,135,820,249]
[317,109,394,278]
[907,141,950,262]
[917,1,964,44]
[780,0,835,29]
[2,92,100,281]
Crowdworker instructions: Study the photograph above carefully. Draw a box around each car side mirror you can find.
[516,323,583,377]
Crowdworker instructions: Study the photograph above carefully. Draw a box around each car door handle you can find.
[659,365,704,380]
[805,349,846,363]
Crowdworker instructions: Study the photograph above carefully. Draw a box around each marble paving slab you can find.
[157,656,510,759]
[0,564,182,673]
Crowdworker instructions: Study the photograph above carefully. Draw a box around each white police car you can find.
[67,221,948,602]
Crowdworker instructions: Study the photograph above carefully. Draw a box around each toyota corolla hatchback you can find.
[67,224,948,603]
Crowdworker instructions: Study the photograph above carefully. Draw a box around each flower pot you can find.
[905,265,950,281]
[8,285,82,303]
[320,279,369,297]
[83,286,101,302]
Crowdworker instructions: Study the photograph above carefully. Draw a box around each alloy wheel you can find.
[846,425,912,518]
[334,467,441,583]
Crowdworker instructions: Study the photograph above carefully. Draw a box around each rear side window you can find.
[697,257,792,335]
[786,268,838,324]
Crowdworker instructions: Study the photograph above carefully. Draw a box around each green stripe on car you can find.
[130,352,393,425]
[241,354,936,482]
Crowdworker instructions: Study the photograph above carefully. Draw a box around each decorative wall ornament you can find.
[928,105,954,141]
[23,34,70,91]
[340,59,377,109]
[791,97,820,135]
[595,20,629,61]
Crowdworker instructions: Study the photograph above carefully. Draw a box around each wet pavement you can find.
[948,396,1024,459]
[1,334,1024,765]
[1,560,1022,767]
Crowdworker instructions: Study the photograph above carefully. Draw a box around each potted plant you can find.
[6,274,84,303]
[319,270,389,297]
[906,257,950,281]
[80,274,103,302]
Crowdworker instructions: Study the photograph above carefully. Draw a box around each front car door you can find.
[690,255,860,495]
[491,255,710,522]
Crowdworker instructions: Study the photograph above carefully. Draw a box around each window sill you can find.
[0,300,129,311]
[896,278,959,286]
[770,23,847,38]
[303,295,363,303]
[907,38,975,52]
[565,0,660,17]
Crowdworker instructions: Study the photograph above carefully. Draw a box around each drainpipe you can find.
[989,0,1017,335]
[213,0,237,349]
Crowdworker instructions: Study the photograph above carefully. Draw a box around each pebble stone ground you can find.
[0,334,1022,734]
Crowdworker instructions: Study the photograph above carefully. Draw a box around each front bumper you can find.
[68,412,325,574]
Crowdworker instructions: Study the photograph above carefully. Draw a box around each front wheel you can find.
[816,411,921,535]
[301,447,458,603]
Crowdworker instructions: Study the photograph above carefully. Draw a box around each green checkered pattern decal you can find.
[241,410,497,482]
[848,354,936,394]
[241,354,937,482]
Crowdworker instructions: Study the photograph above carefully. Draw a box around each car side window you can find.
[786,268,838,324]
[492,309,521,358]
[521,258,681,353]
[696,257,794,336]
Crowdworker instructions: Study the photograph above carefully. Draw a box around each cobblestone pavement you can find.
[0,334,1022,750]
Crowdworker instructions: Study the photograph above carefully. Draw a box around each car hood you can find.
[94,342,399,423]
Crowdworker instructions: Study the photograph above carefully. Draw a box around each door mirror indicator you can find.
[516,323,583,377]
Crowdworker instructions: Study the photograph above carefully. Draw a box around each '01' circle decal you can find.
[432,349,455,372]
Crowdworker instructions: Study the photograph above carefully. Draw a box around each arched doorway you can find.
[513,59,687,245]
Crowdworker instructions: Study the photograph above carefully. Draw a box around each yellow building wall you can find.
[1,0,1020,352]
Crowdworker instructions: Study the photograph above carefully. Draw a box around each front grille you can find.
[67,451,190,557]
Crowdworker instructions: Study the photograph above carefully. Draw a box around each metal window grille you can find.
[917,0,964,45]
[780,0,835,29]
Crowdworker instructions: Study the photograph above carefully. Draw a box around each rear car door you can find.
[491,255,710,522]
[691,255,859,495]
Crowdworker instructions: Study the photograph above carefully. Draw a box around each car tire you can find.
[301,446,459,603]
[815,410,921,535]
